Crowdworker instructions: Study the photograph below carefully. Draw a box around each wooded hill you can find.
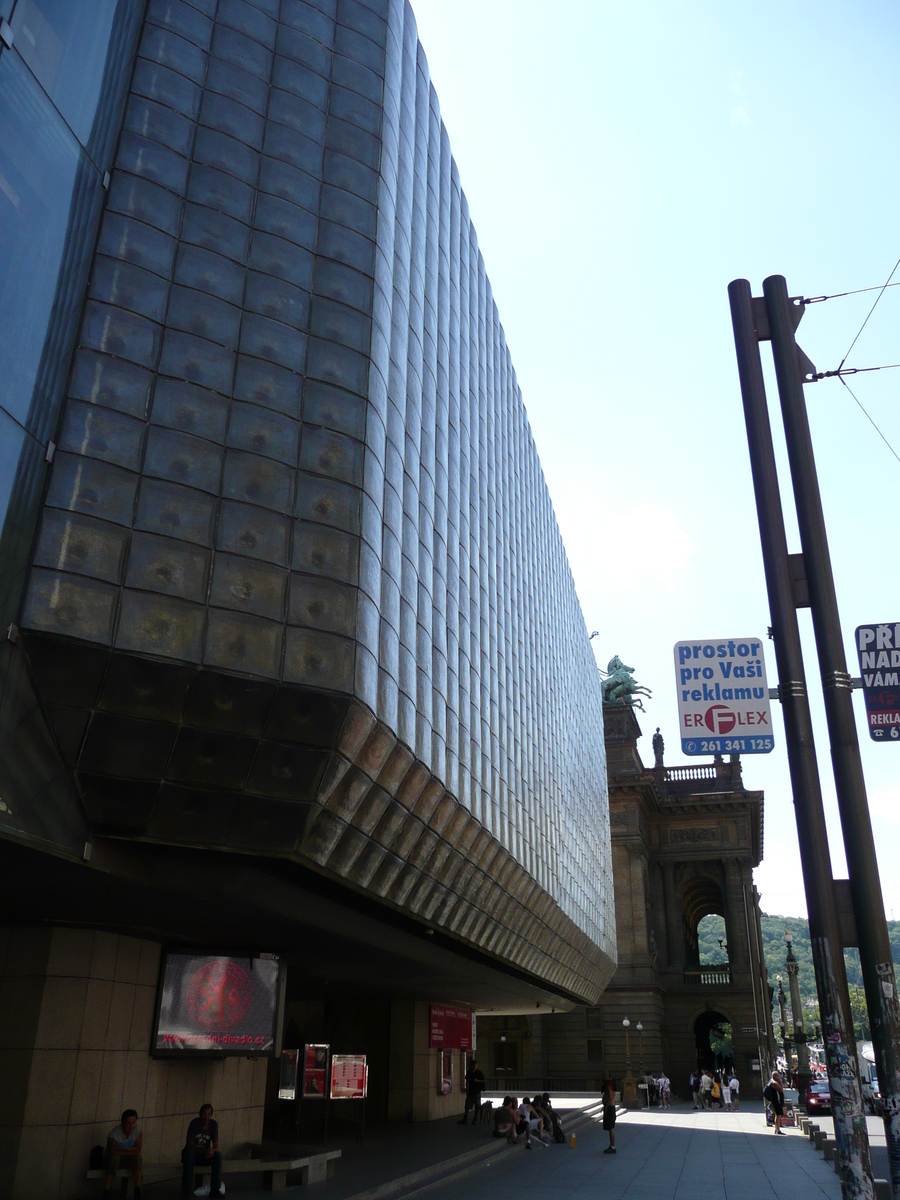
[697,912,900,1004]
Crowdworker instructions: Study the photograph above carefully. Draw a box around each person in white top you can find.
[656,1072,671,1109]
[729,1072,740,1112]
[722,1078,733,1110]
[518,1097,550,1144]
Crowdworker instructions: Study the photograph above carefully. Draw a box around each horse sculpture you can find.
[601,655,652,712]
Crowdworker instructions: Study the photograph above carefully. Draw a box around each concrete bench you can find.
[88,1150,340,1194]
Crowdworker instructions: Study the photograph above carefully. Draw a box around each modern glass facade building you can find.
[0,0,615,1193]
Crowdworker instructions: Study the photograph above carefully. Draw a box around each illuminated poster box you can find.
[303,1043,328,1098]
[153,953,280,1057]
[279,1049,299,1100]
[330,1054,367,1099]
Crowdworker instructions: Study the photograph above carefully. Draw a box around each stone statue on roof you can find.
[652,727,665,768]
[601,655,652,712]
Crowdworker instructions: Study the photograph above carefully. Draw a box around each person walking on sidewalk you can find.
[656,1071,671,1109]
[764,1070,786,1134]
[690,1069,701,1110]
[602,1077,617,1154]
[729,1071,740,1112]
[458,1058,486,1125]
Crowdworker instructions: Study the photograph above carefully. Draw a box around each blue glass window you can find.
[0,50,95,431]
[10,0,119,149]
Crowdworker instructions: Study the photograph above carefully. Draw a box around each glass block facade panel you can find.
[14,0,615,1000]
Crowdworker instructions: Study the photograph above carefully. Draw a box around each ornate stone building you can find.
[478,703,775,1099]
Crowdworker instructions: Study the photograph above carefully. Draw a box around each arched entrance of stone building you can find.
[681,874,726,969]
[694,1009,734,1074]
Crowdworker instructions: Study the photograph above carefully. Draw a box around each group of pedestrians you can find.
[491,1094,565,1148]
[690,1068,740,1111]
[641,1071,672,1108]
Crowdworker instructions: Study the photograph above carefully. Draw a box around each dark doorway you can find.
[694,1010,733,1073]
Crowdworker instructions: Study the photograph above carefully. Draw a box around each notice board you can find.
[429,1004,474,1050]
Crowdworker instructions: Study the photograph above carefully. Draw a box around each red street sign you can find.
[856,624,900,742]
[429,1005,474,1049]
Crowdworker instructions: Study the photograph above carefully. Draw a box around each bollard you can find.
[875,1182,891,1200]
[824,1141,834,1161]
[570,1134,576,1149]
[808,1123,819,1141]
[814,1131,825,1150]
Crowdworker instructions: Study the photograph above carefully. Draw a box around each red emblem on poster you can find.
[185,959,252,1030]
[429,1005,474,1050]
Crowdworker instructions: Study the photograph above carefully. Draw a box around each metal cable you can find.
[838,374,900,466]
[838,255,900,371]
[804,280,900,304]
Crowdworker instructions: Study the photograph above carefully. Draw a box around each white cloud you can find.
[867,783,900,825]
[554,494,697,606]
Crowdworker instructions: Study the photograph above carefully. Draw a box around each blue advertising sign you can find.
[674,637,774,755]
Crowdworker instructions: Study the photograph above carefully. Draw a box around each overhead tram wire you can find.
[837,374,900,467]
[798,254,900,466]
[803,280,900,305]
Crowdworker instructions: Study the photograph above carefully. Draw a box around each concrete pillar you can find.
[387,1001,466,1122]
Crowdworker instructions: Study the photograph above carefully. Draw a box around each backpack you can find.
[712,1081,721,1099]
[763,1083,776,1103]
[89,1145,105,1170]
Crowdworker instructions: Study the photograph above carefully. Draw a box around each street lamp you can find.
[785,930,811,1103]
[636,1022,644,1074]
[776,974,792,1079]
[622,1017,631,1078]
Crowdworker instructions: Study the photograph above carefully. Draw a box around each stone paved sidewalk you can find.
[424,1105,842,1200]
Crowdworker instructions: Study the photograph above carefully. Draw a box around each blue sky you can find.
[408,0,900,919]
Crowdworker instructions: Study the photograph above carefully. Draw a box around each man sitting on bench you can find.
[105,1109,142,1197]
[181,1104,223,1197]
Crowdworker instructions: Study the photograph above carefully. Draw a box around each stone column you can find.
[724,859,749,971]
[663,862,685,970]
[650,864,669,966]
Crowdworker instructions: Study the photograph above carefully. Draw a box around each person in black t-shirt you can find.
[458,1058,487,1125]
[181,1104,222,1197]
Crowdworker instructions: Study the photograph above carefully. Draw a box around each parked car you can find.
[806,1080,832,1115]
[862,1075,883,1115]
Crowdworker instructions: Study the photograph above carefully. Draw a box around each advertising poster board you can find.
[330,1054,367,1099]
[303,1043,329,1098]
[429,1004,474,1050]
[153,953,280,1055]
[278,1049,299,1100]
[439,1048,453,1094]
[856,624,900,740]
[674,638,773,755]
